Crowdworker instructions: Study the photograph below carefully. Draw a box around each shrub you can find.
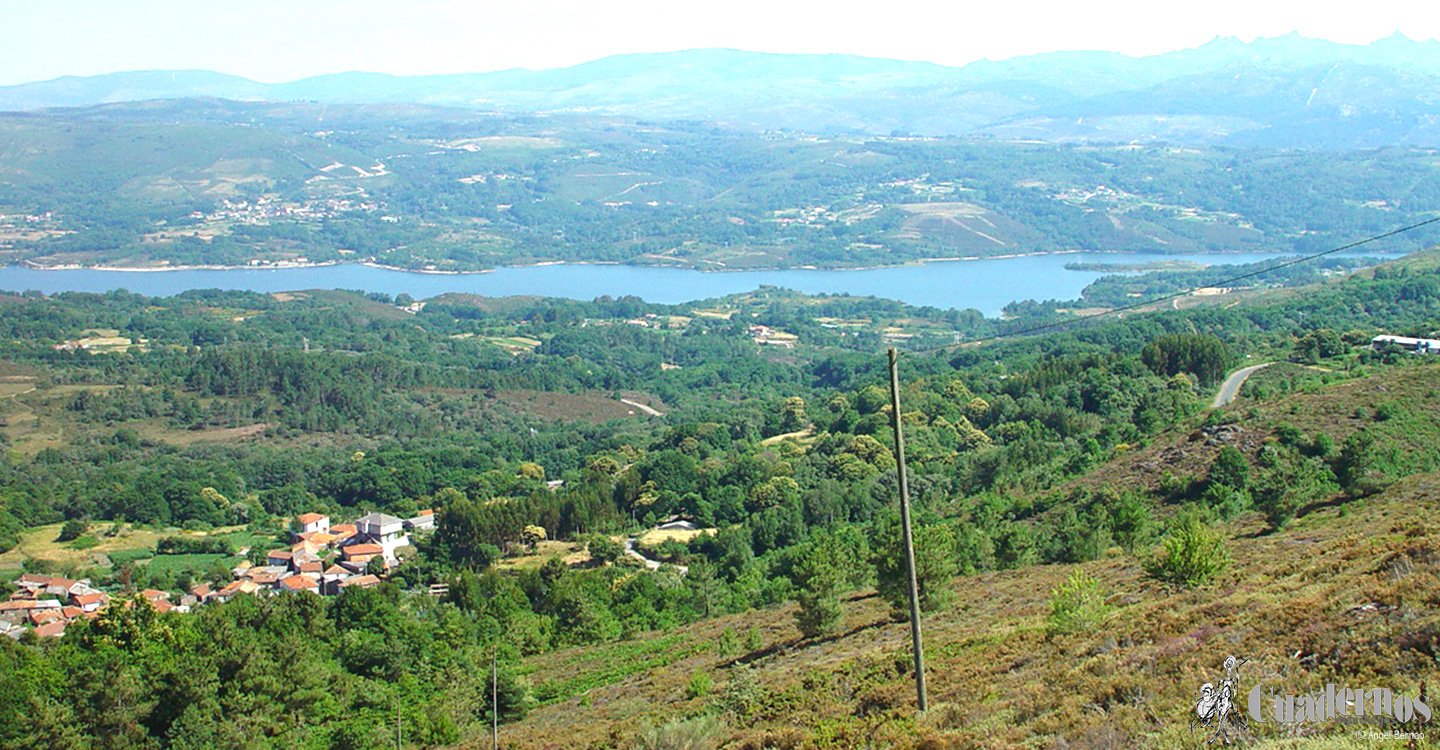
[1374,401,1402,422]
[793,535,845,639]
[632,715,725,750]
[1144,508,1231,587]
[1046,568,1110,636]
[56,518,89,543]
[1201,483,1251,521]
[685,671,712,699]
[155,536,234,555]
[1252,445,1339,529]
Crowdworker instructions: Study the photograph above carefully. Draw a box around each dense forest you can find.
[1,249,1440,747]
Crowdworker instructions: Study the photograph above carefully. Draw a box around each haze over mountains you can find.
[4,33,1440,148]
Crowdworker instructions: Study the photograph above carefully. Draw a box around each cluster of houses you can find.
[194,511,429,604]
[0,574,112,640]
[4,509,434,640]
[192,196,382,225]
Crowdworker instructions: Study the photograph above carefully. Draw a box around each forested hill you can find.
[2,101,1437,272]
[6,34,1440,147]
[1,252,1440,746]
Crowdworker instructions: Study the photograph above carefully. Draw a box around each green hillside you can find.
[2,102,1438,272]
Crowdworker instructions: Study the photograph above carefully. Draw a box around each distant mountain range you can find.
[4,34,1440,147]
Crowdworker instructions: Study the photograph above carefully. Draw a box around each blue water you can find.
[0,252,1320,316]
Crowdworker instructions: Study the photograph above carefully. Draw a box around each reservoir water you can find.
[0,251,1329,316]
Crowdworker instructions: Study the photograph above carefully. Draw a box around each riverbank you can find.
[10,248,1299,276]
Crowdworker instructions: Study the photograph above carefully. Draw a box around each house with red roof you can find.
[342,543,384,564]
[33,621,65,639]
[339,575,380,591]
[297,513,330,535]
[278,575,320,594]
[73,592,108,613]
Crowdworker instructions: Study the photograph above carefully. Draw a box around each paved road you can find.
[1212,362,1274,408]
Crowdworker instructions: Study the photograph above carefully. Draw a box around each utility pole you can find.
[887,347,928,712]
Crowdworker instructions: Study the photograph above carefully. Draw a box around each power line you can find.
[913,215,1440,354]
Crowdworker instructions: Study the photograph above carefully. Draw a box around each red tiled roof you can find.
[267,550,293,560]
[141,589,169,601]
[339,575,380,589]
[30,609,63,625]
[0,600,55,612]
[73,593,107,606]
[344,543,383,557]
[33,622,66,638]
[298,513,328,524]
[418,509,434,516]
[280,575,319,591]
[61,606,85,620]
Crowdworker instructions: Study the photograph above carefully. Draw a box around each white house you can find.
[353,512,410,558]
[297,513,330,535]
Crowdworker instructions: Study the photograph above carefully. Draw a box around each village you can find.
[0,508,435,641]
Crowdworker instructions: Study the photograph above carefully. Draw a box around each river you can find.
[0,251,1323,316]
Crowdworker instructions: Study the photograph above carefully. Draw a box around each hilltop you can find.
[7,35,1440,147]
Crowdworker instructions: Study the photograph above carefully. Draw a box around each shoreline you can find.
[8,249,1315,276]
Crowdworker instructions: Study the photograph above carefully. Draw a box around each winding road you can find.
[1212,362,1274,408]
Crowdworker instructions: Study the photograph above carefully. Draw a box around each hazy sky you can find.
[3,0,1436,85]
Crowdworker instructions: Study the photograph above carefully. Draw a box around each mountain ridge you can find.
[4,35,1440,147]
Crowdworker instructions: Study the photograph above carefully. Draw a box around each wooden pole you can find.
[888,348,928,711]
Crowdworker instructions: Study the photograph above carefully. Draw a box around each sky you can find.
[2,0,1437,85]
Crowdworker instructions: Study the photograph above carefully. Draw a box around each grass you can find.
[492,540,592,572]
[0,522,273,577]
[636,527,715,547]
[478,335,542,355]
[522,635,701,705]
[0,522,168,571]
